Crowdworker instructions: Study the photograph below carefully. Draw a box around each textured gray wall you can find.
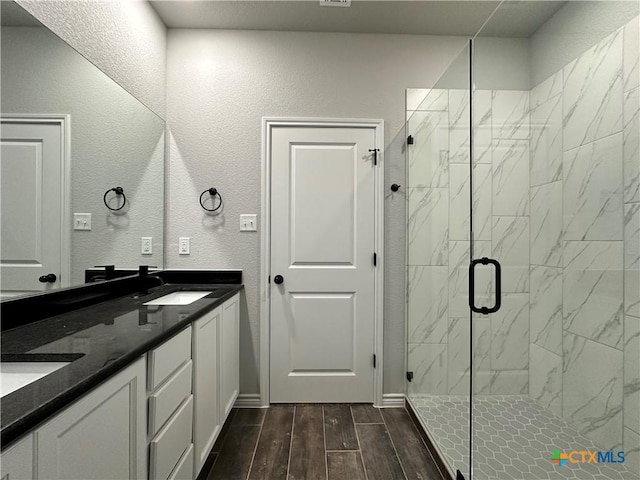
[166,29,468,396]
[16,0,167,120]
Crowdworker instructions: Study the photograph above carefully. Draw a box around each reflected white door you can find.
[270,125,377,403]
[1,119,66,296]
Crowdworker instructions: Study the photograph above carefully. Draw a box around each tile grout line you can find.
[285,406,296,480]
[380,409,410,480]
[245,407,268,480]
[351,406,370,480]
[323,406,329,480]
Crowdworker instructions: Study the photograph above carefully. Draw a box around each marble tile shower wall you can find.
[528,17,640,461]
[406,16,639,463]
[406,85,531,399]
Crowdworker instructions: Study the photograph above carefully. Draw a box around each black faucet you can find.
[138,265,164,293]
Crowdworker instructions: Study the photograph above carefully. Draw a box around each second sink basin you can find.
[1,361,69,398]
[143,291,213,306]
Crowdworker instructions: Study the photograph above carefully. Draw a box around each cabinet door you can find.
[36,357,146,480]
[1,434,33,480]
[220,293,239,419]
[192,306,221,475]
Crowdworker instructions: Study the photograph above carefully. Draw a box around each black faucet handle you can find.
[138,265,158,277]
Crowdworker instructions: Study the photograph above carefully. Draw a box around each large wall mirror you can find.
[1,1,165,298]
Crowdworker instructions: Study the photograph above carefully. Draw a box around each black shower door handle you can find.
[469,257,501,314]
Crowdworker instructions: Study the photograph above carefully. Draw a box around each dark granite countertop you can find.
[1,277,243,449]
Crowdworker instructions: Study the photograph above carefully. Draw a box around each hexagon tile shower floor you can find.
[410,395,638,480]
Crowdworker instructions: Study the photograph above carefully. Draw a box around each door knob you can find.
[39,273,57,283]
[273,275,284,285]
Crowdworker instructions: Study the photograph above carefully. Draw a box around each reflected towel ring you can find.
[199,187,223,212]
[103,187,126,211]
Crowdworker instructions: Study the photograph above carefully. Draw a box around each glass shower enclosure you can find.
[405,2,640,479]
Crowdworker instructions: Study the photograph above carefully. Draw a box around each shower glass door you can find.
[470,2,639,479]
[405,41,474,479]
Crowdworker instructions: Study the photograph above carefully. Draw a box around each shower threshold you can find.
[408,395,638,480]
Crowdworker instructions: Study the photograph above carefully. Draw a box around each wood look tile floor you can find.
[198,404,447,480]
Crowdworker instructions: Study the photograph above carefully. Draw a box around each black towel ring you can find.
[103,187,126,211]
[199,188,223,212]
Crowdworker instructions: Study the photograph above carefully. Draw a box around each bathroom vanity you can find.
[0,270,242,480]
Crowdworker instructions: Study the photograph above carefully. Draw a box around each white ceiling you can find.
[150,1,567,38]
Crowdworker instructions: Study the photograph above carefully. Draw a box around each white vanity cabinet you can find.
[1,433,34,480]
[36,357,147,480]
[220,295,240,420]
[193,292,240,478]
[147,327,193,480]
[1,290,241,480]
[192,306,221,474]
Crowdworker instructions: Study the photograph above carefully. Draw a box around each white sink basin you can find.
[143,291,212,306]
[1,362,70,397]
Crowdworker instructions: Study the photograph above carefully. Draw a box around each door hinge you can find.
[407,135,414,145]
[373,252,377,266]
[369,148,379,166]
[268,275,271,284]
[406,371,413,382]
[373,354,376,368]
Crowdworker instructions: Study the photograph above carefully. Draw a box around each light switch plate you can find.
[141,237,153,255]
[179,237,190,255]
[73,213,92,231]
[240,214,257,231]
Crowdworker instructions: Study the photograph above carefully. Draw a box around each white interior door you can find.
[269,124,377,403]
[1,118,67,296]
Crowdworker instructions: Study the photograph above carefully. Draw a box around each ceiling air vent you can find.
[319,0,351,7]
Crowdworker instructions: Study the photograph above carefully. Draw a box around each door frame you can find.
[260,117,385,407]
[1,114,72,290]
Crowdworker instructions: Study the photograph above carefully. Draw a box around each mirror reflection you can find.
[1,1,165,298]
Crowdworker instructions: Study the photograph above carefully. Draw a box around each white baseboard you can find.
[235,393,405,408]
[234,394,264,408]
[379,393,405,407]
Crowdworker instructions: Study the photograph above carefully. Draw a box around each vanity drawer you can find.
[149,360,192,436]
[168,443,194,480]
[148,326,191,390]
[150,395,193,480]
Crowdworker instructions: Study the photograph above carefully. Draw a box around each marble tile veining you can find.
[563,133,623,241]
[530,265,563,355]
[492,90,530,140]
[407,110,449,188]
[531,70,563,110]
[624,315,640,435]
[563,241,624,349]
[492,139,529,216]
[407,187,448,265]
[447,317,491,395]
[563,333,623,452]
[449,163,491,241]
[626,203,640,318]
[531,181,563,267]
[474,89,492,165]
[407,343,448,395]
[492,216,529,293]
[530,93,563,187]
[490,293,529,371]
[529,343,562,416]
[624,17,640,93]
[563,29,623,151]
[624,87,640,203]
[407,266,448,344]
[407,88,448,112]
[490,370,528,395]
